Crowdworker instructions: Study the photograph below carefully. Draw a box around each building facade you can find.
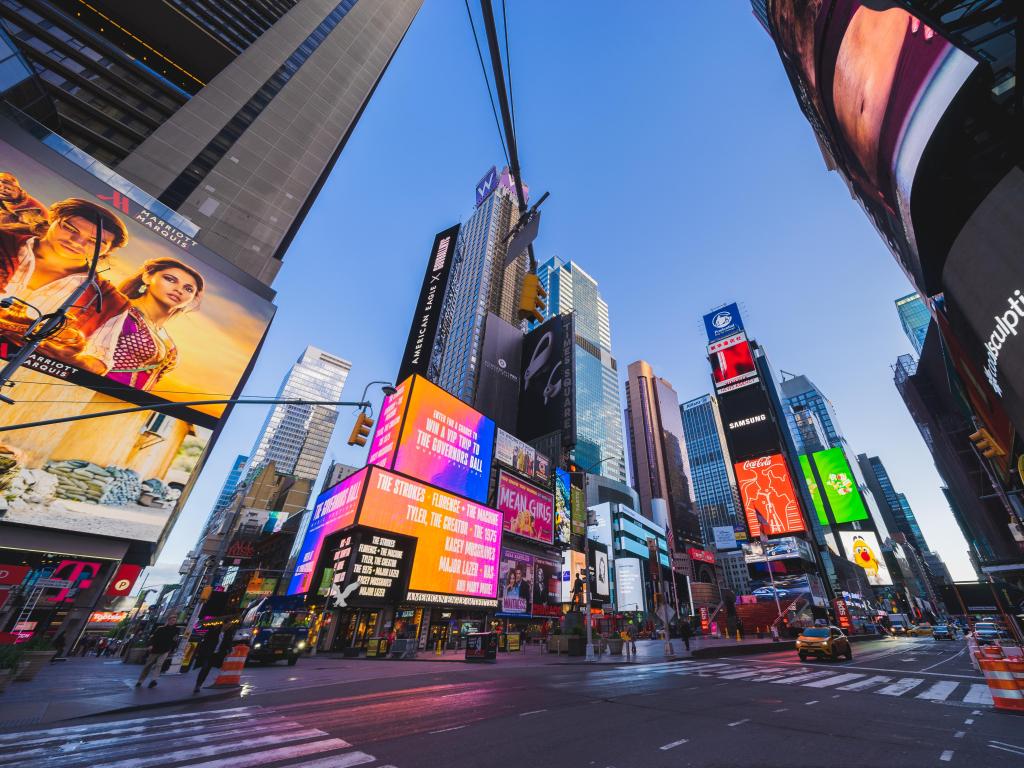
[624,361,702,551]
[535,257,626,484]
[0,0,423,283]
[780,375,841,451]
[896,293,930,356]
[248,346,351,484]
[680,394,742,550]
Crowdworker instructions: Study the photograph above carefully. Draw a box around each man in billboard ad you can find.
[475,313,522,432]
[518,314,575,445]
[734,454,806,536]
[532,555,561,616]
[703,302,744,343]
[839,530,894,586]
[497,547,533,616]
[717,383,779,461]
[496,470,554,545]
[397,225,459,384]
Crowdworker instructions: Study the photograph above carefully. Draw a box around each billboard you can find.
[0,129,277,544]
[367,375,495,504]
[712,526,738,551]
[703,303,744,343]
[798,454,828,526]
[708,333,757,392]
[396,225,459,383]
[688,547,715,565]
[497,547,534,616]
[532,554,562,617]
[570,483,586,538]
[811,447,869,524]
[839,530,893,586]
[518,314,575,446]
[717,382,779,461]
[734,454,806,536]
[356,467,502,604]
[496,471,554,545]
[474,313,522,432]
[475,166,498,207]
[590,544,610,600]
[494,428,551,486]
[765,0,977,293]
[552,466,571,546]
[287,468,367,595]
[328,527,414,608]
[615,557,645,612]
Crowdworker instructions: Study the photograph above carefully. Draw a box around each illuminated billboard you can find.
[734,454,805,536]
[494,428,551,486]
[709,333,757,393]
[356,467,502,605]
[553,467,572,545]
[497,547,534,616]
[518,314,575,446]
[799,454,828,526]
[703,303,744,343]
[839,530,893,586]
[496,471,554,545]
[811,447,869,524]
[367,375,495,504]
[717,382,778,461]
[0,128,276,545]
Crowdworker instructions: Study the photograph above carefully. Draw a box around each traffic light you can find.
[347,411,374,447]
[199,586,212,601]
[969,428,1006,459]
[518,272,547,323]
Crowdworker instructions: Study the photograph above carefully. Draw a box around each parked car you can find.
[973,622,1006,645]
[796,626,852,662]
[932,625,953,640]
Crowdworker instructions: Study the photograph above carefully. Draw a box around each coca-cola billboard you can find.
[733,454,806,537]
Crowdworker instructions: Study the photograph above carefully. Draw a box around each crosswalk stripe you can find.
[837,675,892,691]
[802,673,864,689]
[876,678,925,696]
[0,707,254,744]
[773,671,837,685]
[916,681,959,702]
[746,669,796,682]
[92,727,330,768]
[183,739,354,768]
[290,752,377,768]
[963,684,993,705]
[716,670,765,680]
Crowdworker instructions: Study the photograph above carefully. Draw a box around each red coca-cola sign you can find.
[733,453,805,536]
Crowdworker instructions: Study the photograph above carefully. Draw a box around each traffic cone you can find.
[209,644,250,688]
[977,653,1024,713]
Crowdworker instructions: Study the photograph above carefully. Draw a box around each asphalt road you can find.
[1,637,1021,768]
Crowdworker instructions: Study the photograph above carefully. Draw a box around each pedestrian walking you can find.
[679,620,693,652]
[135,618,179,689]
[192,624,223,694]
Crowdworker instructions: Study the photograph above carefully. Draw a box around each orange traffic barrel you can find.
[977,653,1024,713]
[210,644,250,688]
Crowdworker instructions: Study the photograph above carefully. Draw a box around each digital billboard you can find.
[703,303,744,343]
[518,314,575,446]
[532,554,562,617]
[496,471,554,545]
[734,454,806,536]
[368,375,495,504]
[287,468,367,595]
[839,530,893,586]
[717,382,778,461]
[396,225,459,383]
[475,313,522,432]
[712,526,738,551]
[708,333,757,393]
[328,527,414,608]
[497,547,534,616]
[552,466,571,546]
[615,558,645,613]
[356,467,502,605]
[811,447,869,524]
[494,428,551,486]
[766,0,978,293]
[798,454,828,526]
[0,128,276,545]
[590,543,610,600]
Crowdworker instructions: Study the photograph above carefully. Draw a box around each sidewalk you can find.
[0,656,237,729]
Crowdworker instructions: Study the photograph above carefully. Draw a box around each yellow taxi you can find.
[907,623,933,637]
[796,625,853,662]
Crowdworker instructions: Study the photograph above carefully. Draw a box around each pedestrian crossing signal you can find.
[348,412,374,447]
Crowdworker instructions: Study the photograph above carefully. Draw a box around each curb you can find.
[13,687,243,728]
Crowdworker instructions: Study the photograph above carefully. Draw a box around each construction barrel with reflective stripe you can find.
[977,653,1024,713]
[210,644,250,688]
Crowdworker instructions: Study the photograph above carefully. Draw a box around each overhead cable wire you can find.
[501,0,516,142]
[465,0,509,165]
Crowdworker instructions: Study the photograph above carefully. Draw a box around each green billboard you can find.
[812,447,869,523]
[798,454,828,526]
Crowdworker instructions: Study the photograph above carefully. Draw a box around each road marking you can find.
[430,726,466,734]
[773,671,836,685]
[716,670,765,680]
[876,678,925,696]
[0,707,255,744]
[916,681,959,702]
[772,708,787,713]
[990,741,1024,751]
[91,728,331,768]
[297,753,377,768]
[940,750,954,762]
[965,719,974,725]
[989,744,1024,758]
[727,719,749,727]
[971,710,982,715]
[963,686,992,706]
[803,673,864,688]
[921,647,966,672]
[954,732,965,739]
[804,700,818,706]
[183,739,354,768]
[659,739,689,751]
[519,710,547,716]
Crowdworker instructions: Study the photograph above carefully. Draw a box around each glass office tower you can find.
[680,394,742,548]
[896,293,930,355]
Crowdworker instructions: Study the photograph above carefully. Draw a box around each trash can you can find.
[465,632,498,662]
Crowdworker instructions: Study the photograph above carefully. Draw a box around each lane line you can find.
[430,726,466,734]
[875,678,925,697]
[971,710,982,715]
[963,686,992,706]
[286,753,376,768]
[803,673,864,689]
[988,745,1024,758]
[990,741,1024,750]
[804,700,818,706]
[920,647,967,672]
[916,681,959,702]
[519,710,547,716]
[940,750,954,762]
[772,708,787,713]
[659,739,688,751]
[728,719,749,727]
[954,732,965,739]
[183,739,353,768]
[965,719,974,725]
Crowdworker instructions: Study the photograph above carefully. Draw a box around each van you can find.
[888,614,911,635]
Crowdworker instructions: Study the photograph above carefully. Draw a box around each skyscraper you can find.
[434,171,526,403]
[680,394,742,549]
[896,293,930,356]
[535,256,626,484]
[624,361,702,550]
[212,455,249,517]
[0,0,423,283]
[248,346,351,484]
[780,375,842,450]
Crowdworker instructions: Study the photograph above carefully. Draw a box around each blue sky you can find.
[153,1,975,584]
